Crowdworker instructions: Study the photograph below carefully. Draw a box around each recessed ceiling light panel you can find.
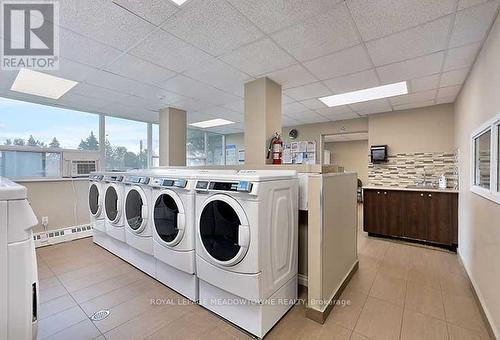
[169,0,189,6]
[189,118,234,128]
[319,81,408,107]
[10,68,78,99]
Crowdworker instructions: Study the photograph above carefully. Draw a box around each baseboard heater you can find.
[33,224,92,248]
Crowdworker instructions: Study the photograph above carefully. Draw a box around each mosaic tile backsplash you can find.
[368,152,458,189]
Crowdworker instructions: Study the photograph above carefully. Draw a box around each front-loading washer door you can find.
[153,190,185,247]
[198,194,250,266]
[105,184,121,224]
[125,187,148,233]
[88,183,101,217]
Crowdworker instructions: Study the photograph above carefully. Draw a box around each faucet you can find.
[419,171,434,187]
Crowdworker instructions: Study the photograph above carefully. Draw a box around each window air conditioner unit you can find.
[62,150,100,177]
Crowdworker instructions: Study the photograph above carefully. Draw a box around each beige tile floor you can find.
[36,207,492,340]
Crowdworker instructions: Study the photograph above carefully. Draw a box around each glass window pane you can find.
[0,97,99,149]
[0,151,61,178]
[152,124,159,157]
[207,133,224,165]
[187,129,205,160]
[187,158,206,166]
[105,117,147,170]
[474,130,491,188]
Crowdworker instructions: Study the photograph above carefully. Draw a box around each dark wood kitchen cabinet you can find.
[363,188,458,250]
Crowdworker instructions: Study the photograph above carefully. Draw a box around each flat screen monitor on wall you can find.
[371,145,388,163]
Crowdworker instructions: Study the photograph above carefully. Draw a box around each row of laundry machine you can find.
[88,168,299,338]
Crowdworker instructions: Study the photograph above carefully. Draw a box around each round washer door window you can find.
[125,188,145,231]
[105,186,118,222]
[199,198,248,263]
[89,184,100,216]
[154,193,183,244]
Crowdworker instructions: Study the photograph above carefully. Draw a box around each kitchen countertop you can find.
[363,185,459,193]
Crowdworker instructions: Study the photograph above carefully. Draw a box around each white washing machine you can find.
[102,173,128,260]
[194,170,299,338]
[123,173,155,277]
[88,173,105,233]
[149,171,198,301]
[0,177,38,340]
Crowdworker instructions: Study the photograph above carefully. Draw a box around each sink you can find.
[406,184,438,189]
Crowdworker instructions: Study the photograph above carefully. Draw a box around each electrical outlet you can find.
[42,216,49,227]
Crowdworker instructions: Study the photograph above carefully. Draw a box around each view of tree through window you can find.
[105,116,147,170]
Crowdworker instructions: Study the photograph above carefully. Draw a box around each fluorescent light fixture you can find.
[169,0,189,5]
[10,68,78,99]
[319,81,408,107]
[190,118,235,128]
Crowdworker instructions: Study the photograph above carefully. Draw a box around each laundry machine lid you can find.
[125,186,148,233]
[104,184,121,223]
[88,183,102,217]
[153,189,185,247]
[198,194,250,266]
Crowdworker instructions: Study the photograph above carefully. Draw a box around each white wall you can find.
[454,12,500,337]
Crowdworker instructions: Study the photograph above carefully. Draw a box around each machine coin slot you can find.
[174,179,187,188]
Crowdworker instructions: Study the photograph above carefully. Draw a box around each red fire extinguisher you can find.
[267,132,283,165]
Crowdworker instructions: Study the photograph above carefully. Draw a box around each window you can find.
[473,130,491,188]
[471,113,500,204]
[105,116,147,170]
[152,124,160,167]
[0,96,99,178]
[186,129,225,166]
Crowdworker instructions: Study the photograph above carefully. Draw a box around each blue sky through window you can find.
[0,96,146,152]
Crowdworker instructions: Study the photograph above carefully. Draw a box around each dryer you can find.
[123,173,155,276]
[102,173,128,260]
[150,171,198,301]
[194,170,299,338]
[88,173,105,233]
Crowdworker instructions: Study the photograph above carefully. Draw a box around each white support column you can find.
[244,77,282,165]
[159,107,187,166]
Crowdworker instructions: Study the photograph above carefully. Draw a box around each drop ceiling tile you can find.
[366,16,452,66]
[300,99,328,110]
[172,97,216,112]
[322,111,361,122]
[183,58,251,95]
[223,100,244,113]
[85,70,160,98]
[282,95,296,104]
[316,105,355,116]
[59,0,155,51]
[272,3,359,61]
[226,0,343,34]
[282,115,301,127]
[350,98,392,115]
[265,64,317,89]
[113,0,178,26]
[71,83,130,103]
[129,29,212,73]
[347,0,457,41]
[409,74,440,92]
[283,102,309,115]
[389,89,437,106]
[105,54,177,86]
[162,0,263,56]
[437,85,462,99]
[393,100,436,111]
[324,69,380,94]
[458,0,492,10]
[220,38,296,76]
[440,68,470,87]
[187,111,217,124]
[284,82,331,101]
[443,42,481,71]
[59,29,123,68]
[285,108,317,119]
[57,92,106,111]
[449,1,500,47]
[297,113,330,124]
[46,58,99,83]
[304,45,373,80]
[376,52,445,84]
[436,96,456,104]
